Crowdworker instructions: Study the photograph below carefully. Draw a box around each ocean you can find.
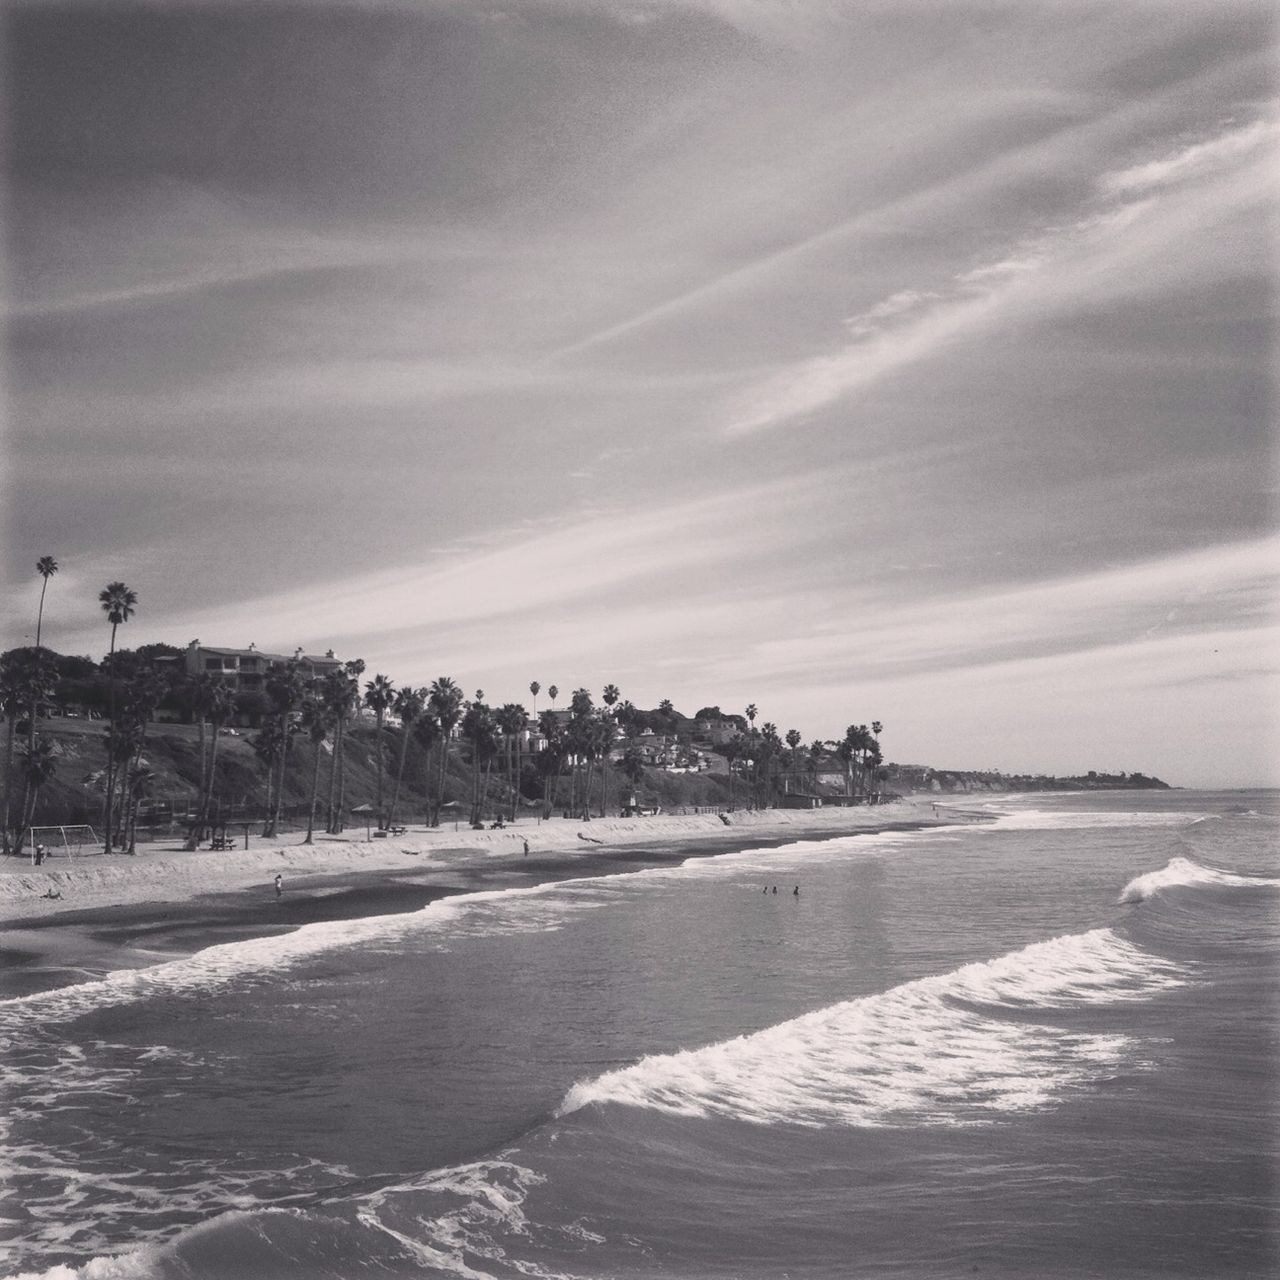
[2,790,1277,1279]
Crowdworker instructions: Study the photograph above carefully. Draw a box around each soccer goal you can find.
[24,825,100,864]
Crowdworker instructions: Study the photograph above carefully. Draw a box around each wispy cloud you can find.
[721,116,1276,436]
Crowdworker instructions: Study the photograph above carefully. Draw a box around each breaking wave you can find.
[1119,856,1280,903]
[559,929,1188,1129]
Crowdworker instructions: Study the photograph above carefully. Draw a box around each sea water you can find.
[2,791,1276,1279]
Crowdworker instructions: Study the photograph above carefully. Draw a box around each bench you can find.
[209,837,236,851]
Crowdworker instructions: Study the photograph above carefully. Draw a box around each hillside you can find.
[15,716,1168,846]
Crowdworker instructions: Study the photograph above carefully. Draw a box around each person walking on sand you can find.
[274,873,283,899]
[523,838,530,856]
[793,885,800,896]
[772,885,777,895]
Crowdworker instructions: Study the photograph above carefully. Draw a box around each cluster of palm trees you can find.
[4,555,890,853]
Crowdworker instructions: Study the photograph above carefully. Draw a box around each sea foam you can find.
[559,929,1188,1129]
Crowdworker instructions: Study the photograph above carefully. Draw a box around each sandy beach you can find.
[0,797,967,926]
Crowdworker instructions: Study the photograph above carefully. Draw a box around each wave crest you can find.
[559,929,1186,1129]
[1119,856,1280,904]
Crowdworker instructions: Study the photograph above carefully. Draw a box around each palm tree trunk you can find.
[388,725,411,827]
[273,721,291,836]
[435,737,452,827]
[334,719,347,832]
[2,715,15,855]
[103,623,118,854]
[374,714,385,827]
[305,739,323,843]
[327,720,342,833]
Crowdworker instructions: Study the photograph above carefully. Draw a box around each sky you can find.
[2,0,1276,787]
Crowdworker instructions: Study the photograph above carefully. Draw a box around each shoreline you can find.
[0,799,990,995]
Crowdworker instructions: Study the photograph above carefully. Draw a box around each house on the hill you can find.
[181,642,346,723]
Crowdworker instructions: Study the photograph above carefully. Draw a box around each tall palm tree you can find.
[98,582,137,853]
[194,680,235,842]
[252,718,287,837]
[262,660,307,837]
[363,673,396,827]
[299,696,333,845]
[496,703,528,821]
[547,684,558,710]
[34,556,58,650]
[600,685,620,815]
[333,660,365,831]
[529,681,541,718]
[785,728,802,794]
[388,685,426,827]
[428,677,464,825]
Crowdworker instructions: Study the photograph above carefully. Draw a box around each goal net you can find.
[25,825,100,864]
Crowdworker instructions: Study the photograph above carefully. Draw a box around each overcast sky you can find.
[3,0,1276,786]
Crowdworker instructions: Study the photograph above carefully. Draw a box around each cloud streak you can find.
[721,116,1276,436]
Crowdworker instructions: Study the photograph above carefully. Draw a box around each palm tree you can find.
[322,667,356,834]
[262,660,307,837]
[123,765,156,855]
[363,673,396,827]
[529,681,541,718]
[600,685,620,814]
[193,680,235,842]
[34,556,58,650]
[253,718,287,836]
[16,738,57,854]
[333,660,365,831]
[547,684,559,710]
[1,648,57,854]
[98,582,137,853]
[299,696,333,845]
[388,686,426,827]
[785,728,802,794]
[460,696,496,826]
[496,703,528,821]
[428,677,464,825]
[808,739,825,791]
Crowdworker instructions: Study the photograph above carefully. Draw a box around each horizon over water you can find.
[2,790,1277,1279]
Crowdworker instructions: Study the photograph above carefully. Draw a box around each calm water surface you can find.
[2,790,1277,1278]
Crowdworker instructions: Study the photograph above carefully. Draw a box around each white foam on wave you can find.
[987,809,1202,832]
[1119,856,1280,903]
[559,929,1189,1129]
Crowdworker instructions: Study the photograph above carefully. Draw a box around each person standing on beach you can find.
[274,873,283,899]
[523,838,529,856]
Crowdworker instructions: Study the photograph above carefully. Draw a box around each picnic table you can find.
[209,836,236,851]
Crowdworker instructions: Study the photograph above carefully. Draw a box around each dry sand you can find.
[0,798,975,924]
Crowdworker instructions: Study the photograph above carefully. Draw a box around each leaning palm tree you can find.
[98,581,138,853]
[363,673,396,827]
[34,556,58,650]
